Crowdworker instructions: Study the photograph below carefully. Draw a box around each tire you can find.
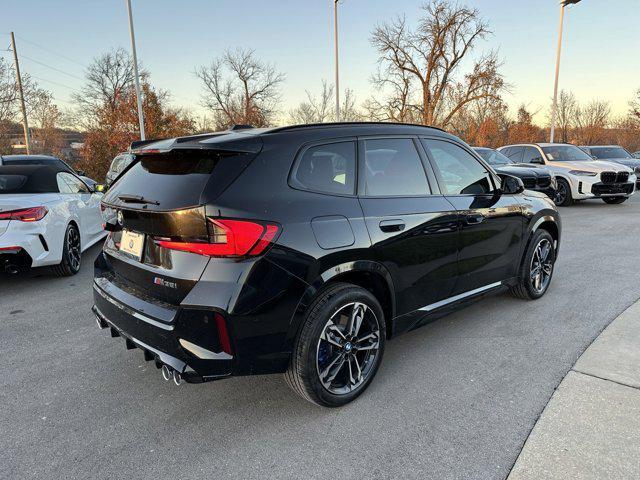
[554,178,573,207]
[51,223,82,277]
[511,229,556,300]
[602,196,628,204]
[285,282,386,407]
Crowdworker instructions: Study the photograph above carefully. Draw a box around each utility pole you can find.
[334,0,340,122]
[549,0,582,143]
[126,0,146,140]
[10,32,31,155]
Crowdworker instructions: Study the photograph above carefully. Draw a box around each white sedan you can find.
[0,165,106,275]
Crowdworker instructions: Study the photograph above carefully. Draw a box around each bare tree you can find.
[548,90,577,143]
[72,47,141,129]
[369,0,506,128]
[195,48,284,129]
[573,99,611,145]
[289,80,360,124]
[629,87,640,122]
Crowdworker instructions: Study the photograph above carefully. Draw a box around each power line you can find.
[19,54,84,81]
[30,74,83,94]
[14,34,88,69]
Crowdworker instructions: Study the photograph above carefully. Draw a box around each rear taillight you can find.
[0,206,48,222]
[156,218,280,258]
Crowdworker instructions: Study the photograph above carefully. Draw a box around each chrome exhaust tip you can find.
[161,364,172,381]
[172,370,182,386]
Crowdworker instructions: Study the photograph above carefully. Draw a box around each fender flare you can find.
[284,260,396,347]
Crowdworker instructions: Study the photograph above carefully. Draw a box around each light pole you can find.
[126,0,146,140]
[334,0,340,122]
[549,0,581,143]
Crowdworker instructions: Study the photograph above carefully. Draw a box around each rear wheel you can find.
[554,178,573,206]
[602,196,628,204]
[511,230,556,300]
[285,283,386,407]
[52,223,81,277]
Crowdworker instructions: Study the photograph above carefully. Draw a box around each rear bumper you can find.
[92,278,234,383]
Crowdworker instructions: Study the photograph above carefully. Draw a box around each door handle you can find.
[464,213,485,225]
[379,219,405,233]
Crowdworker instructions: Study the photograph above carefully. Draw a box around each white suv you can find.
[498,143,636,206]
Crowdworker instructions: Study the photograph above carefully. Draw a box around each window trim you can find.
[356,135,438,199]
[419,136,500,197]
[521,145,546,165]
[288,137,358,197]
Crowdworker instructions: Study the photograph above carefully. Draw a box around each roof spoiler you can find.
[130,138,163,150]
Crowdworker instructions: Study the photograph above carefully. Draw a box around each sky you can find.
[2,0,639,125]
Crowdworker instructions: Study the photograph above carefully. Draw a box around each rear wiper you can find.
[117,194,160,206]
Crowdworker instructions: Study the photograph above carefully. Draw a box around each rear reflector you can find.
[156,218,280,258]
[214,313,233,355]
[0,246,22,253]
[0,206,48,222]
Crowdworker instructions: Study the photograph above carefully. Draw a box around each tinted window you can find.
[522,146,544,164]
[362,138,429,196]
[503,146,523,162]
[3,157,69,171]
[423,139,494,195]
[291,142,356,195]
[590,147,632,159]
[542,145,593,162]
[0,175,28,192]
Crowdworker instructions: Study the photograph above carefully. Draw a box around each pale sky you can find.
[2,0,639,125]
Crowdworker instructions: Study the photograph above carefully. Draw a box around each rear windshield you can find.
[0,170,58,193]
[103,149,257,210]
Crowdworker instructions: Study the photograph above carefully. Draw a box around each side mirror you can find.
[499,174,525,195]
[94,184,106,193]
[76,169,86,176]
[530,157,544,165]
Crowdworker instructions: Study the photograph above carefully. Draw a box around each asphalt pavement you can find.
[2,195,640,480]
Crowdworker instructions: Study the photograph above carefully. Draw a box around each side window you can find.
[504,146,523,162]
[56,173,73,193]
[58,172,89,194]
[522,146,544,164]
[110,156,124,173]
[291,141,356,195]
[422,139,494,195]
[362,138,430,196]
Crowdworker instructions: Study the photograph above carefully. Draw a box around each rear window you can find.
[103,149,257,210]
[0,175,28,192]
[290,141,356,195]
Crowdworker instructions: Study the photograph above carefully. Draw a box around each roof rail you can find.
[229,124,254,131]
[267,121,446,134]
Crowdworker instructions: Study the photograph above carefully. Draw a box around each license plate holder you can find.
[120,229,145,261]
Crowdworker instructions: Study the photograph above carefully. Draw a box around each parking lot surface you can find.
[3,196,640,480]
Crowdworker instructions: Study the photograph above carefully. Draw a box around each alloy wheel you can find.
[316,302,381,395]
[530,238,553,294]
[67,227,81,271]
[554,182,567,205]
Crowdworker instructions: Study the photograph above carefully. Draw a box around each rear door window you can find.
[361,138,430,196]
[422,139,494,195]
[504,146,524,163]
[290,141,356,195]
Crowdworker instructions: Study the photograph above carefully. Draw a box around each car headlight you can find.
[568,170,597,176]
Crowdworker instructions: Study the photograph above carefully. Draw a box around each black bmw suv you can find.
[93,123,561,407]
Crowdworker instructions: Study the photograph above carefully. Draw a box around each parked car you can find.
[105,152,135,188]
[633,151,640,159]
[0,154,84,176]
[94,123,561,407]
[498,143,636,206]
[0,165,106,275]
[472,147,556,199]
[580,145,640,190]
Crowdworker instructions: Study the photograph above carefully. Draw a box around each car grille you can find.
[592,183,634,195]
[522,177,536,189]
[617,171,629,183]
[600,172,616,183]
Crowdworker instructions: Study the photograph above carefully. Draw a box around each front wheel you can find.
[285,283,386,407]
[554,178,573,207]
[51,223,82,277]
[511,230,556,300]
[602,196,628,204]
